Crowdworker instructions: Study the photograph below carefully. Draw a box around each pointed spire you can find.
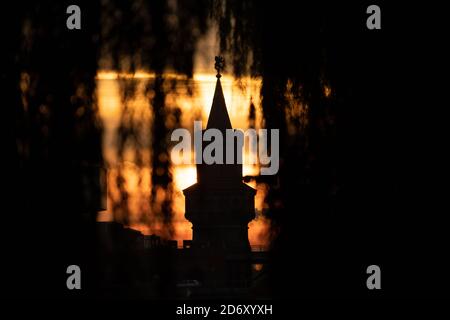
[207,57,232,130]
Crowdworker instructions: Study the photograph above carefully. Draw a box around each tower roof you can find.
[206,77,232,130]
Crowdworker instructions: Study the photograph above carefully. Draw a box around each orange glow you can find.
[324,85,332,98]
[97,71,270,248]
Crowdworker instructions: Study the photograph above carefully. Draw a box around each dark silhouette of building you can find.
[183,58,256,289]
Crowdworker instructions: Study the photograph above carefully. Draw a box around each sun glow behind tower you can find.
[96,71,271,248]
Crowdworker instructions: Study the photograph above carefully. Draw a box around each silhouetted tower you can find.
[183,57,255,288]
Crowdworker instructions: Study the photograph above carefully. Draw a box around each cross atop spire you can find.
[214,56,225,78]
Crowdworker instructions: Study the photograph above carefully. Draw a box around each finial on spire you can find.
[214,56,225,78]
